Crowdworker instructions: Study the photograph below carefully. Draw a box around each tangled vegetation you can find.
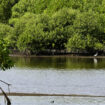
[0,0,105,55]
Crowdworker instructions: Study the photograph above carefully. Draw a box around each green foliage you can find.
[12,0,50,18]
[0,39,13,70]
[0,0,19,23]
[12,8,77,54]
[94,42,104,50]
[0,0,105,70]
[67,34,99,52]
[0,23,13,38]
[16,13,51,54]
[0,23,14,50]
[67,10,105,52]
[0,0,105,55]
[9,13,36,49]
[9,8,77,54]
[11,0,85,17]
[67,34,86,51]
[73,11,99,36]
[48,8,77,50]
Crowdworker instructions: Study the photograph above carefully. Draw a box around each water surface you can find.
[11,56,105,70]
[1,96,105,105]
[0,56,105,105]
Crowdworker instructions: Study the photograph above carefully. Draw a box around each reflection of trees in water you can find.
[12,57,105,70]
[93,58,105,69]
[12,57,68,69]
[66,58,94,69]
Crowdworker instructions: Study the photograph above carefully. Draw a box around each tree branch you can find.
[0,87,11,105]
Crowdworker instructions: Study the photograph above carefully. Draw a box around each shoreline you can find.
[9,54,105,58]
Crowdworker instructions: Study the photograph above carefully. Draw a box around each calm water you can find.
[0,56,105,105]
[11,56,105,70]
[1,96,105,105]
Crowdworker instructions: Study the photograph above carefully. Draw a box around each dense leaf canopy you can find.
[0,0,105,56]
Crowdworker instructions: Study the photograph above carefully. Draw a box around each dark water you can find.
[11,56,105,70]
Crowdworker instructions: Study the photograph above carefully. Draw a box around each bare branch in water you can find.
[0,80,11,86]
[0,80,11,93]
[0,87,11,105]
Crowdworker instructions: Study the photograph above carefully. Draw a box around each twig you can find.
[0,80,11,86]
[0,80,11,93]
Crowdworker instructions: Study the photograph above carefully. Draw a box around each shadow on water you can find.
[11,56,105,70]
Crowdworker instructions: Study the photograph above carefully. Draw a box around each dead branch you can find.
[0,87,11,105]
[0,80,11,86]
[0,80,11,93]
